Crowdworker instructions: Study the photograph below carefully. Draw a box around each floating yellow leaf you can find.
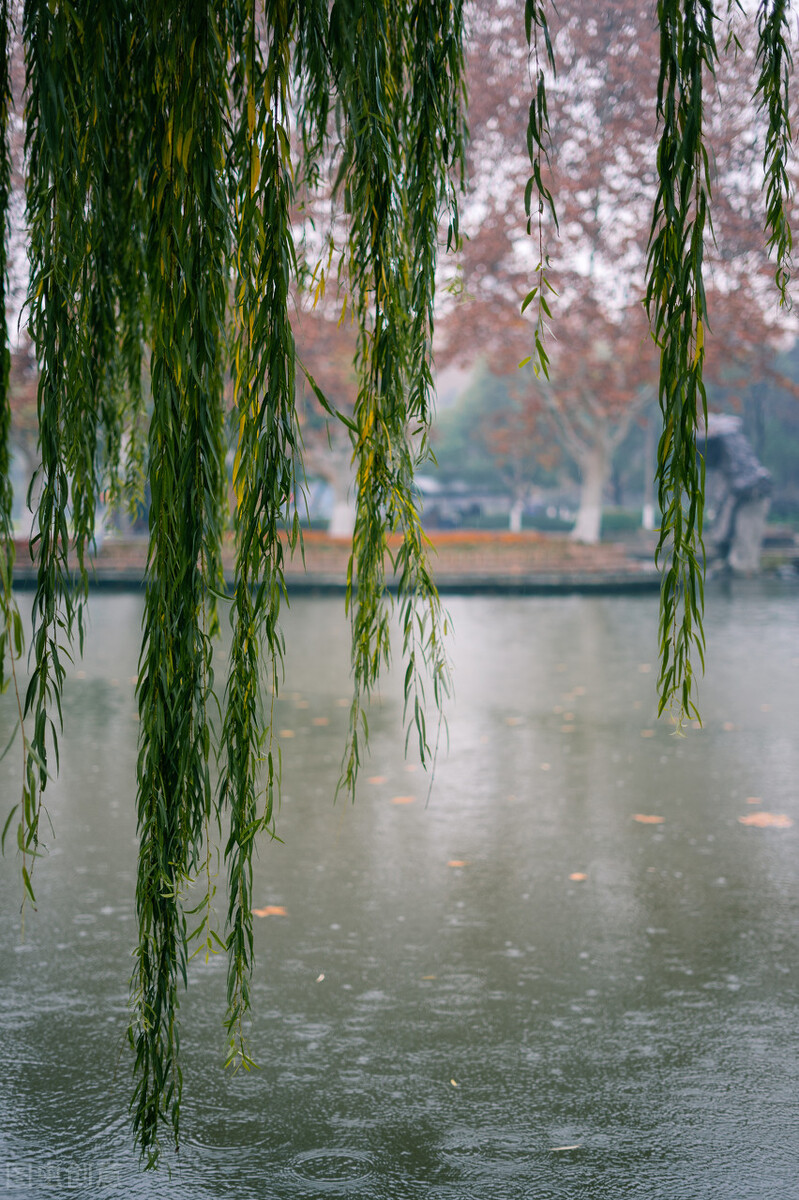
[335,698,349,707]
[447,860,467,868]
[421,974,436,980]
[295,699,309,709]
[253,905,287,917]
[638,663,651,673]
[506,716,523,726]
[746,797,762,805]
[280,729,295,738]
[738,812,793,828]
[569,872,588,881]
[632,814,664,824]
[722,722,735,732]
[312,717,329,726]
[316,973,325,982]
[450,1079,458,1087]
[540,762,551,771]
[640,729,655,738]
[391,796,415,805]
[404,764,418,773]
[550,1145,582,1152]
[368,775,387,785]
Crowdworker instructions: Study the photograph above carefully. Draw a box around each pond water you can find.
[1,584,798,1199]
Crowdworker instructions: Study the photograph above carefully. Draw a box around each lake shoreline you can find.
[11,530,665,594]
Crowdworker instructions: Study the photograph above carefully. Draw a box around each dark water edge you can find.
[1,586,798,1198]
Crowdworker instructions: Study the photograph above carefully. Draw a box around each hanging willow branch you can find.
[129,1,230,1162]
[521,0,558,380]
[328,0,463,796]
[755,0,794,307]
[0,0,23,832]
[645,0,717,727]
[219,0,300,1079]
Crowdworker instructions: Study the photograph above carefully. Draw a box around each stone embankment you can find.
[12,530,662,595]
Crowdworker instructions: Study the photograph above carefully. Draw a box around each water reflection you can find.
[1,584,798,1197]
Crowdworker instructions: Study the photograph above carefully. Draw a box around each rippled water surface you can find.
[1,584,798,1198]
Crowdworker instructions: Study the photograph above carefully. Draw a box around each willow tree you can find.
[0,0,793,1168]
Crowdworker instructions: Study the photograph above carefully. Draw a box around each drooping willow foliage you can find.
[0,0,793,1167]
[523,0,793,726]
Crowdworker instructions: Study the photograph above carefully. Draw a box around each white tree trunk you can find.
[509,497,524,533]
[328,493,357,538]
[302,433,357,538]
[324,452,356,537]
[570,444,608,544]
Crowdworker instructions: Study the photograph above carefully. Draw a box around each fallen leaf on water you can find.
[295,699,309,709]
[76,670,86,679]
[404,764,418,773]
[335,698,349,707]
[253,905,287,917]
[573,686,586,695]
[450,1079,458,1087]
[640,729,655,739]
[632,814,664,824]
[638,663,652,674]
[279,729,295,738]
[540,762,551,771]
[506,716,523,726]
[312,717,329,726]
[722,721,735,732]
[316,973,325,982]
[421,975,436,980]
[563,711,575,721]
[391,796,415,805]
[368,775,387,785]
[553,705,564,715]
[569,873,588,881]
[746,797,762,805]
[760,703,772,712]
[550,1145,582,1152]
[447,860,467,868]
[560,724,575,733]
[738,812,793,829]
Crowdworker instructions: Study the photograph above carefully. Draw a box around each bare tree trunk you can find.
[571,443,608,544]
